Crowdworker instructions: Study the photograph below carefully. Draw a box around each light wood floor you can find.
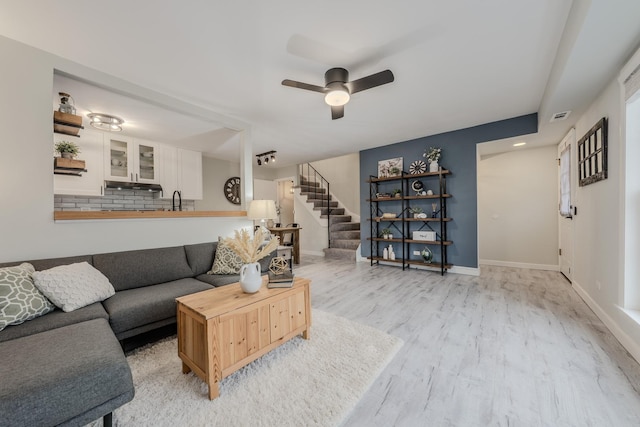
[295,257,640,427]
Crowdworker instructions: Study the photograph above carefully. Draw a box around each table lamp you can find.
[247,200,278,234]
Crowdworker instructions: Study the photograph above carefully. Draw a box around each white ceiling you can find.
[2,0,640,164]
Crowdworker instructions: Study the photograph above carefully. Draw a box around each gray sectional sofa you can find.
[0,241,272,427]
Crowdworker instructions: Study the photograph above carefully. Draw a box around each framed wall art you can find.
[378,157,403,178]
[578,117,607,187]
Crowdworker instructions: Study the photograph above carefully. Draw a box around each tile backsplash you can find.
[54,189,195,211]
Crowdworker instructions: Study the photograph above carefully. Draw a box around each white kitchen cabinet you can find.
[54,130,104,196]
[159,146,202,200]
[104,137,160,183]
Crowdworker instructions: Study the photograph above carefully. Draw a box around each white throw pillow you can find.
[32,262,115,312]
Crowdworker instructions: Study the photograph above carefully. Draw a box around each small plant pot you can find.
[61,152,73,159]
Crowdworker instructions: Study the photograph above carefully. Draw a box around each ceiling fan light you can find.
[325,90,350,107]
[271,155,276,163]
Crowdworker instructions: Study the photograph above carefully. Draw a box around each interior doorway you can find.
[276,178,295,226]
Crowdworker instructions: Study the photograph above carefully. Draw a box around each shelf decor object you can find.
[424,147,442,173]
[409,160,426,174]
[578,117,607,187]
[378,157,403,178]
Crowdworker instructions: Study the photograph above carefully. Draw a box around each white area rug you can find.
[97,310,403,427]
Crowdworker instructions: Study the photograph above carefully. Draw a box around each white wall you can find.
[569,69,640,363]
[0,36,251,263]
[310,153,360,215]
[478,145,559,269]
[194,156,240,211]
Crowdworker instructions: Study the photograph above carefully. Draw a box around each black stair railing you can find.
[298,163,332,248]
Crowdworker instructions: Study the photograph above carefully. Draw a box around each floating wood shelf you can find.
[53,111,84,137]
[54,157,87,176]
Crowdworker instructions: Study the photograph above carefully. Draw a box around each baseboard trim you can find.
[372,261,479,276]
[572,279,640,364]
[479,259,560,271]
[301,250,325,257]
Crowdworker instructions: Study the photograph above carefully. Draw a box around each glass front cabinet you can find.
[104,137,159,183]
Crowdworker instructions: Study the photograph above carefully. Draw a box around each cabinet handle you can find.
[101,186,103,195]
[130,173,133,181]
[136,173,138,182]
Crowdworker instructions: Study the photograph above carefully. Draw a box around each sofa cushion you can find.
[102,278,212,336]
[0,318,133,427]
[0,302,108,344]
[33,262,115,312]
[196,273,242,287]
[184,241,218,276]
[0,263,55,331]
[93,246,194,291]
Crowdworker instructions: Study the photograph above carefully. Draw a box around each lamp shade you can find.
[247,200,277,220]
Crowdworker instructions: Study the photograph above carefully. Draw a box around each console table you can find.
[268,227,302,264]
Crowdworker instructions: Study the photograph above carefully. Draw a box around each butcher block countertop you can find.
[54,210,247,220]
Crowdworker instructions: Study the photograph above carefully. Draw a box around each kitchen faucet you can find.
[172,190,182,211]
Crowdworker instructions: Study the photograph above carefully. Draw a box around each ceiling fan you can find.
[281,67,394,120]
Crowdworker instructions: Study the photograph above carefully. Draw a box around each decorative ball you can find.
[269,256,289,275]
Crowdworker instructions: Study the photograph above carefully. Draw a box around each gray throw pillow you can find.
[0,263,55,331]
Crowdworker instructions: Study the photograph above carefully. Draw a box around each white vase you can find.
[429,161,439,172]
[239,262,262,293]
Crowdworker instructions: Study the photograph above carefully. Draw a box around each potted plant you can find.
[389,166,401,176]
[55,141,80,159]
[409,207,423,218]
[392,189,402,198]
[423,147,441,172]
[380,228,392,239]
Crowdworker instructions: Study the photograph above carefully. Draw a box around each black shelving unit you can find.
[367,169,452,275]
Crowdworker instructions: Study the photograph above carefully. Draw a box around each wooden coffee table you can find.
[176,277,311,399]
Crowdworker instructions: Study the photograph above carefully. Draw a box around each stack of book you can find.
[268,271,295,288]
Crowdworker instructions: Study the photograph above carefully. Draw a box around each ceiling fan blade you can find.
[346,70,394,94]
[281,79,327,93]
[331,105,344,120]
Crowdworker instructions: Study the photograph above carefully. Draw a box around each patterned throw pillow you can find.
[208,240,243,275]
[33,262,115,312]
[0,263,55,331]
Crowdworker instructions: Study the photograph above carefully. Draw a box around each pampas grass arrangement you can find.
[224,227,280,264]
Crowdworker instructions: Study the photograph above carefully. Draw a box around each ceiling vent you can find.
[550,110,571,122]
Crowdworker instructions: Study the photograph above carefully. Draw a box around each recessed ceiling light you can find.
[513,142,526,147]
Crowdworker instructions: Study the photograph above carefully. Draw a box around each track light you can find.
[255,150,276,166]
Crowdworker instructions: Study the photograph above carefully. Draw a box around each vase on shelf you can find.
[61,152,73,159]
[239,262,262,293]
[429,161,439,172]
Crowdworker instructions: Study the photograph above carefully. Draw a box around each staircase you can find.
[299,175,361,261]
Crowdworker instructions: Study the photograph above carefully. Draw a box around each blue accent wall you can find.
[359,113,538,268]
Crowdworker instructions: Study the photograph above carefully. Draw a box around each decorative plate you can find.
[409,160,426,174]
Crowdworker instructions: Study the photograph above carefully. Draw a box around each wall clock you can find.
[224,177,241,205]
[409,160,426,174]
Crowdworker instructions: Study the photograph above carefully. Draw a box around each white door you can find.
[558,128,576,280]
